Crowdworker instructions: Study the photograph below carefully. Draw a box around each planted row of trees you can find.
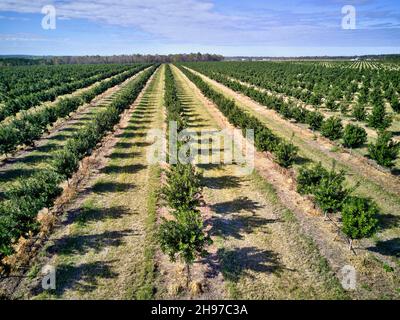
[179,65,381,252]
[0,65,149,156]
[0,66,157,271]
[0,64,135,121]
[297,162,379,250]
[183,61,400,122]
[177,65,299,168]
[184,65,399,169]
[1,64,118,101]
[158,65,212,286]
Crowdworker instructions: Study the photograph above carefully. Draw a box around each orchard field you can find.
[0,61,399,300]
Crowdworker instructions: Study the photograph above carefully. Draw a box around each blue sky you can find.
[0,0,399,56]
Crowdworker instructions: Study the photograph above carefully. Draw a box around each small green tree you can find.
[367,102,392,130]
[352,103,367,121]
[158,209,212,287]
[52,149,79,182]
[274,141,298,168]
[391,96,400,113]
[368,131,400,168]
[313,166,350,218]
[306,111,324,131]
[321,117,343,140]
[297,162,328,195]
[342,124,367,148]
[341,197,379,251]
[162,163,202,210]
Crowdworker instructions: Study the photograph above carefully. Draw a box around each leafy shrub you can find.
[321,117,343,140]
[52,149,79,180]
[391,96,400,113]
[368,131,400,168]
[367,102,392,130]
[306,111,324,131]
[341,197,379,249]
[297,162,328,195]
[352,104,367,121]
[274,141,298,168]
[342,124,367,148]
[313,167,350,213]
[162,163,202,211]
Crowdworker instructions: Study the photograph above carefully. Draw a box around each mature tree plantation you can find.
[0,58,399,303]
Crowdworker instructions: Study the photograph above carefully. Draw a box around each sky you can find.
[0,0,399,57]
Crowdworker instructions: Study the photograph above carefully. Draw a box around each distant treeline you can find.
[226,54,400,62]
[0,53,224,66]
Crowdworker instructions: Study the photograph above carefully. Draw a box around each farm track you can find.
[166,65,347,299]
[178,66,400,299]
[13,67,164,299]
[185,67,400,243]
[0,68,151,192]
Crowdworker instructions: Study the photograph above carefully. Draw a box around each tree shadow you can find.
[0,167,43,182]
[209,214,277,240]
[217,247,283,282]
[201,175,242,189]
[36,143,59,153]
[116,132,148,139]
[378,214,400,231]
[294,156,312,166]
[210,196,264,215]
[47,229,136,255]
[32,260,119,296]
[367,238,400,258]
[48,134,70,142]
[101,164,147,174]
[65,205,131,226]
[91,181,135,194]
[390,168,400,177]
[17,154,49,165]
[107,152,140,160]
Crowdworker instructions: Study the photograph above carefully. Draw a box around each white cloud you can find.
[0,0,398,47]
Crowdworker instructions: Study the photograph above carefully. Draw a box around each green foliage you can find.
[313,167,350,213]
[341,197,379,241]
[368,131,400,168]
[297,162,328,195]
[0,170,62,258]
[391,96,400,113]
[342,124,367,148]
[306,111,324,131]
[367,102,392,130]
[178,65,297,167]
[158,209,212,265]
[274,141,298,168]
[162,163,202,211]
[52,149,79,180]
[321,117,343,140]
[159,65,212,283]
[352,103,367,121]
[0,65,157,263]
[0,65,148,156]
